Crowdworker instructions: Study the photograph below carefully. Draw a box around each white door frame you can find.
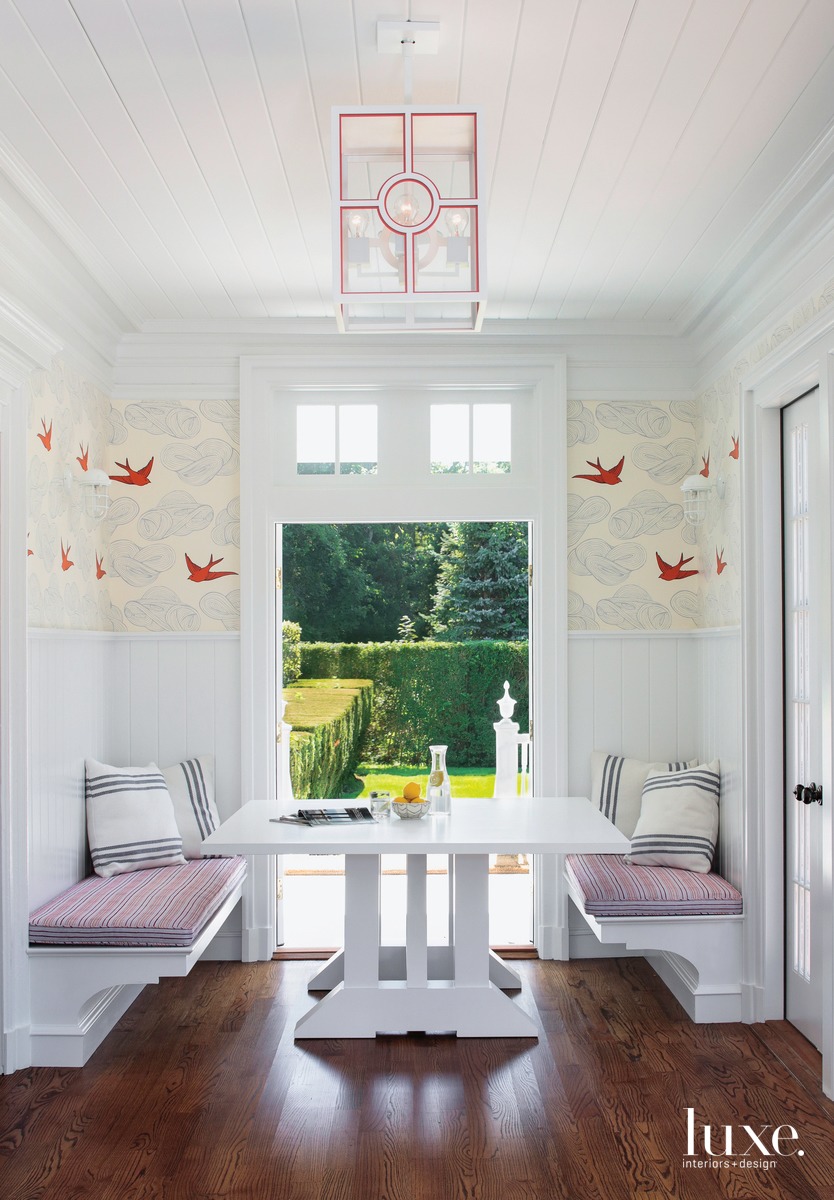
[740,308,834,1096]
[0,392,31,1073]
[240,345,568,960]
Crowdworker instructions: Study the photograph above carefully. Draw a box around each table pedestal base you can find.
[309,946,522,991]
[294,852,536,1040]
[295,980,537,1039]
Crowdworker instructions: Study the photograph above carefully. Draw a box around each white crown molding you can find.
[112,319,696,396]
[0,294,62,402]
[689,174,834,387]
[692,225,834,396]
[0,133,148,333]
[679,116,834,340]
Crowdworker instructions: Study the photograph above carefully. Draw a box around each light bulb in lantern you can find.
[445,209,469,237]
[347,210,370,238]
[393,192,421,226]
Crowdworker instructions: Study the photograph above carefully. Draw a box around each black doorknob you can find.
[793,782,823,805]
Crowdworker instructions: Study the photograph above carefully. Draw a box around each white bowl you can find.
[392,800,431,820]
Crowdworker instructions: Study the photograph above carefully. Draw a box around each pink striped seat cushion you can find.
[29,856,247,947]
[565,853,742,917]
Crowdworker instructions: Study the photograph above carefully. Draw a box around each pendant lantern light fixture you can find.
[333,20,485,332]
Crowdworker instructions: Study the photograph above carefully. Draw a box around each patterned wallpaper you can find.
[102,397,240,633]
[567,400,705,631]
[29,276,834,635]
[27,362,240,633]
[26,359,115,631]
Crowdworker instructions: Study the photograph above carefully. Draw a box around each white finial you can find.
[497,681,516,720]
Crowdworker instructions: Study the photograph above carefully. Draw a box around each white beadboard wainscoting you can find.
[28,632,113,910]
[566,628,742,888]
[566,631,702,798]
[28,631,243,958]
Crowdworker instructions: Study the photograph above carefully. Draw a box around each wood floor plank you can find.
[2,958,833,1199]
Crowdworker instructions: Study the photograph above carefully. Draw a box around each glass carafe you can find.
[427,744,451,816]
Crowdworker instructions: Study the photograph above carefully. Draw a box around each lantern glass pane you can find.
[341,210,405,293]
[297,406,335,475]
[413,208,476,293]
[473,404,511,474]
[340,114,405,200]
[431,404,469,474]
[412,114,476,198]
[339,405,378,475]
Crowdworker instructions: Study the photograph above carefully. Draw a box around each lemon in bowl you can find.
[392,796,430,820]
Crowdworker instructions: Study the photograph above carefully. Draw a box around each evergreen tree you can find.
[428,522,529,641]
[282,522,447,642]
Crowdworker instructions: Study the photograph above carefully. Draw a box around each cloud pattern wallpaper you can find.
[26,272,834,635]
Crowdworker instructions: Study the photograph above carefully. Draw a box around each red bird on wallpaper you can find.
[185,553,238,583]
[37,418,52,451]
[60,541,73,572]
[656,551,698,581]
[95,553,106,580]
[572,455,624,485]
[716,548,727,575]
[77,444,89,471]
[109,456,153,486]
[730,435,739,460]
[700,452,710,478]
[27,535,33,557]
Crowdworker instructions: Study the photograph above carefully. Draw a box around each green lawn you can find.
[346,765,495,801]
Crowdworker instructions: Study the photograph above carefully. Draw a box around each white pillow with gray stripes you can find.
[590,752,697,839]
[86,759,186,878]
[627,760,721,874]
[161,755,220,859]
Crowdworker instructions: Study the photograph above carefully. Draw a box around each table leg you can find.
[343,854,380,989]
[450,853,537,1038]
[406,854,428,987]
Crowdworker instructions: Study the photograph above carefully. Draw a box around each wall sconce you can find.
[64,467,112,519]
[85,468,112,519]
[680,474,725,526]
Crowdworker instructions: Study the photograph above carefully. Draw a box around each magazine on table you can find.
[273,806,375,826]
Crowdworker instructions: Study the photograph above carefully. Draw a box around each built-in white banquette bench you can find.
[564,752,744,1022]
[565,854,743,1022]
[28,856,246,1067]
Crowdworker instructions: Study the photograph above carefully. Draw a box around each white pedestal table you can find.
[203,796,628,1040]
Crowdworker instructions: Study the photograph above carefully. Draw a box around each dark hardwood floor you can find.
[2,958,833,1199]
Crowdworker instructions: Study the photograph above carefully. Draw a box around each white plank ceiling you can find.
[0,0,833,328]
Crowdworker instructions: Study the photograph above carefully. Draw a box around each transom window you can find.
[296,404,378,475]
[431,403,511,474]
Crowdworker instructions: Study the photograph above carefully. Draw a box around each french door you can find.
[783,389,824,1048]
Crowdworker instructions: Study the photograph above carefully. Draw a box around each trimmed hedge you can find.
[299,641,528,768]
[284,679,373,799]
[282,620,302,684]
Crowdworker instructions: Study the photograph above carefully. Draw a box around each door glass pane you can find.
[431,404,469,474]
[297,406,335,475]
[473,404,511,474]
[340,405,378,475]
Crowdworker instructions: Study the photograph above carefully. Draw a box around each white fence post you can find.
[279,699,294,806]
[493,681,521,799]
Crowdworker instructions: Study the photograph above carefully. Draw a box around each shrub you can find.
[299,641,528,767]
[282,620,302,684]
[285,679,373,799]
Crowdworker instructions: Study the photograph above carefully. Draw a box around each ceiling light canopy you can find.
[332,21,485,333]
